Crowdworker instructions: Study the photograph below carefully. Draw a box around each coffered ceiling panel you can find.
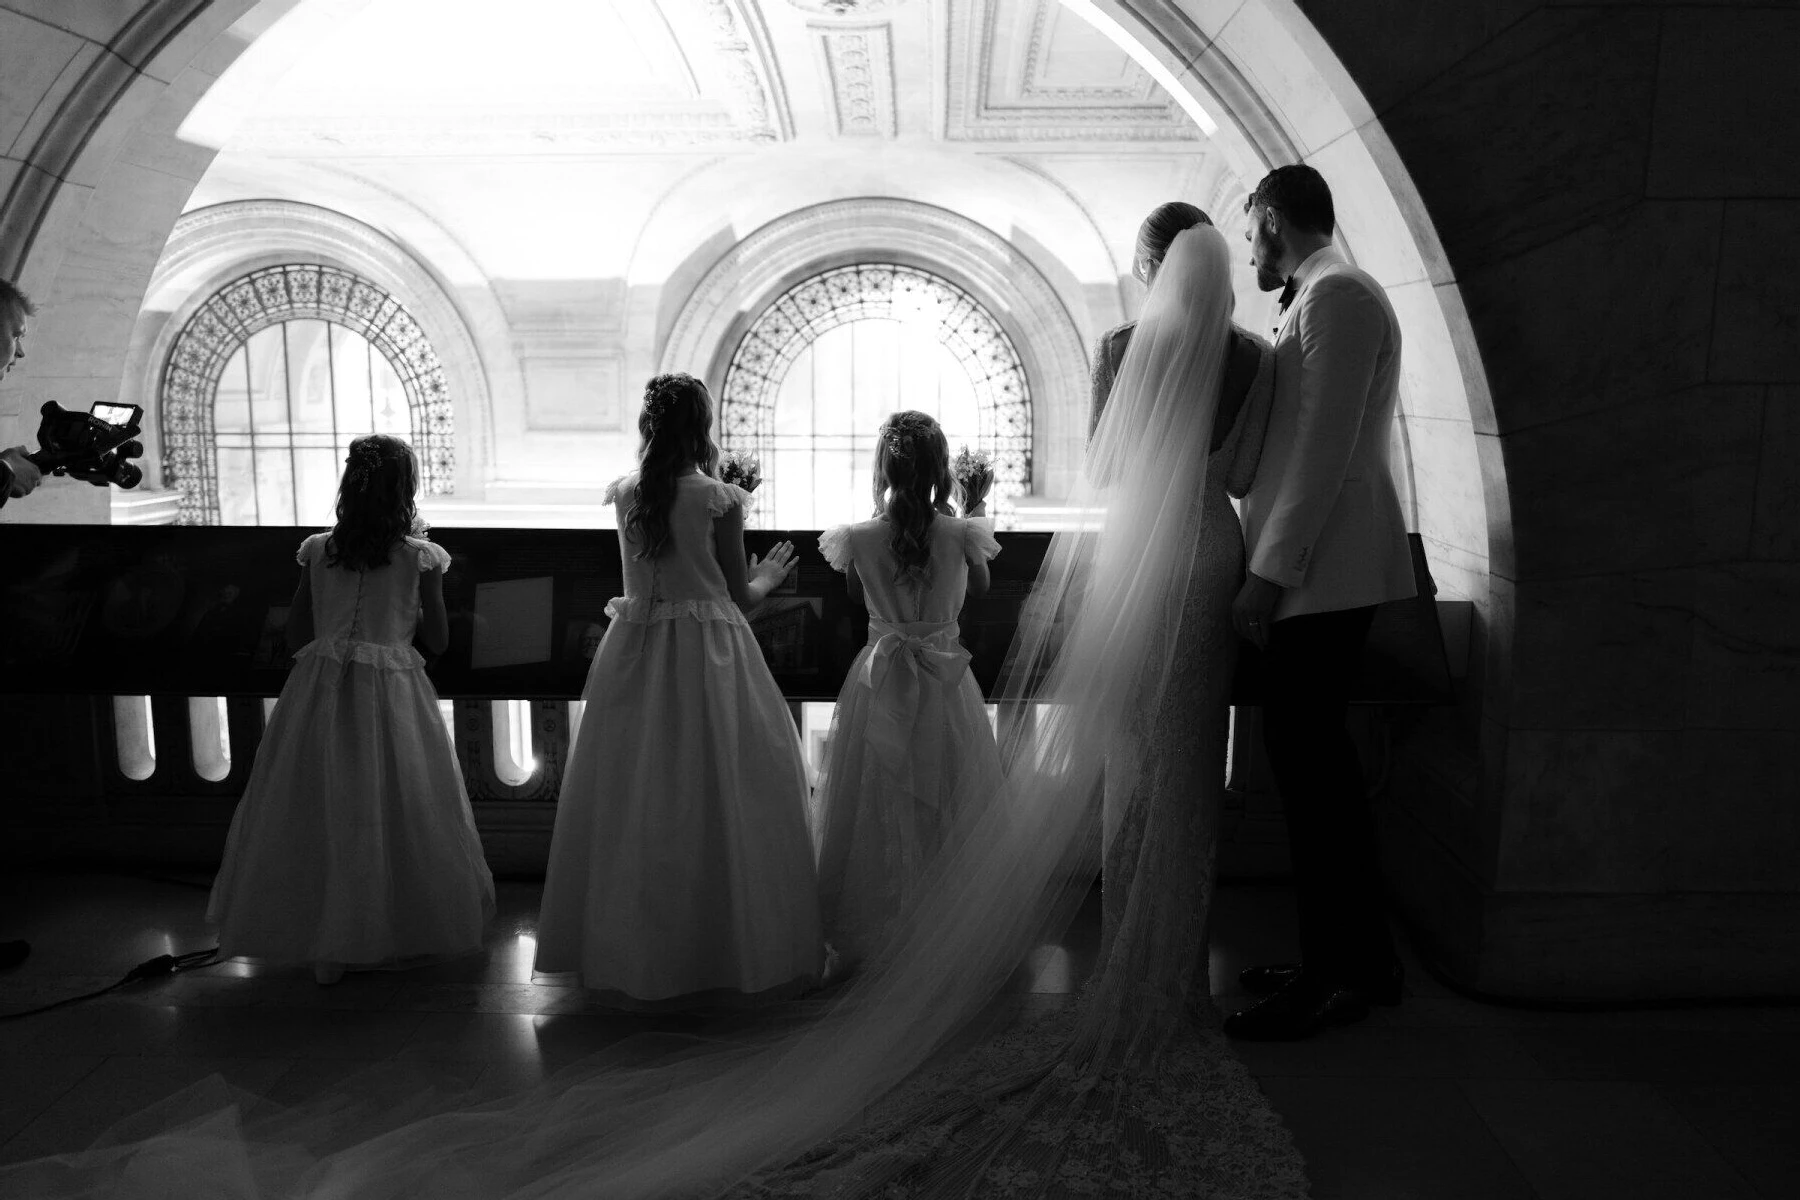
[943,0,1201,142]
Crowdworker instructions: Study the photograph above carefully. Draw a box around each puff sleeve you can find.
[602,473,636,506]
[818,525,854,573]
[295,532,330,566]
[705,478,752,518]
[413,538,451,573]
[963,518,1001,563]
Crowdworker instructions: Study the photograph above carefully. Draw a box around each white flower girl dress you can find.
[208,533,494,966]
[812,515,1003,963]
[535,471,823,1003]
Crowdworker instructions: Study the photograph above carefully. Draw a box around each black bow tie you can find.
[1277,276,1298,313]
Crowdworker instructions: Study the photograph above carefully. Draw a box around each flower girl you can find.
[812,412,1003,965]
[535,373,824,1003]
[208,435,494,985]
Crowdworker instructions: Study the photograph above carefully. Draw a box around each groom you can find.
[1223,166,1416,1041]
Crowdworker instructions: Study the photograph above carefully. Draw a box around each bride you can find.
[0,222,1303,1198]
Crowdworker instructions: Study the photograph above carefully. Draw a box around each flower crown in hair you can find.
[642,374,701,436]
[880,412,939,461]
[346,440,384,472]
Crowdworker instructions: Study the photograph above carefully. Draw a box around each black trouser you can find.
[1257,605,1396,986]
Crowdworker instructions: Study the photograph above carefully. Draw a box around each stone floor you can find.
[1,871,1796,1198]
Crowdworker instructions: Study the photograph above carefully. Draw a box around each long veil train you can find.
[0,225,1306,1198]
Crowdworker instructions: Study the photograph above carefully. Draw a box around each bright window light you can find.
[189,696,233,782]
[113,696,156,781]
[492,699,537,786]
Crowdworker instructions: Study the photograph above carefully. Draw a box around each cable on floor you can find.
[0,947,220,1020]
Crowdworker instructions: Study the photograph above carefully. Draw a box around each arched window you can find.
[160,264,454,525]
[721,264,1030,529]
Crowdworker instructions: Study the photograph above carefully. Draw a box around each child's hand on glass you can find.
[750,540,797,588]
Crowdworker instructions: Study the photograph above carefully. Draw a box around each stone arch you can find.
[661,198,1088,499]
[125,201,494,503]
[159,261,454,523]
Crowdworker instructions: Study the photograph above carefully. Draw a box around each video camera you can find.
[0,400,145,508]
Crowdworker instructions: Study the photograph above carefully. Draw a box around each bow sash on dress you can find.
[858,618,970,807]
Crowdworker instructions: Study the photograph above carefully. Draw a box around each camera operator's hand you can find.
[1,446,41,497]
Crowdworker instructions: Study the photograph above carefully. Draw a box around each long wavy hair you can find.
[325,434,419,571]
[624,372,721,560]
[872,410,954,584]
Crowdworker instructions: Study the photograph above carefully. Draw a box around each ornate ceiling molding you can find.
[784,0,898,15]
[813,23,899,138]
[943,0,1202,143]
[698,0,794,143]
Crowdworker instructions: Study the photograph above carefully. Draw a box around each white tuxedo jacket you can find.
[1240,247,1417,620]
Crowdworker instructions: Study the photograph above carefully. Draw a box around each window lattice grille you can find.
[721,264,1031,509]
[160,264,454,525]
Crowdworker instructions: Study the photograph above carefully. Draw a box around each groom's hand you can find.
[1233,573,1283,649]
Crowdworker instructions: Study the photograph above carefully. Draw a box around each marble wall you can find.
[1291,0,1800,995]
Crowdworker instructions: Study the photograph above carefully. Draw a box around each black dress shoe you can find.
[1239,962,1302,994]
[1222,977,1370,1041]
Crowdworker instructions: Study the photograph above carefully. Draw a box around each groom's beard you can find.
[1254,226,1288,292]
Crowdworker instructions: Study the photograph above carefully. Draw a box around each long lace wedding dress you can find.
[0,226,1305,1200]
[733,240,1286,1199]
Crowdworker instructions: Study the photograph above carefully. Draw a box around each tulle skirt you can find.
[207,647,495,966]
[535,604,824,1002]
[812,638,1004,966]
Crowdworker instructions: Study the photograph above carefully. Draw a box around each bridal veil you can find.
[0,224,1304,1198]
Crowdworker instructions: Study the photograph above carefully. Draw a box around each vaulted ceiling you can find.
[183,0,1243,303]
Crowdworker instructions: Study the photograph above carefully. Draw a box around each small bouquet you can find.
[719,449,763,493]
[952,445,994,514]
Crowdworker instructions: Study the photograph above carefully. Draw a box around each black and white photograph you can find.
[0,1,1794,1196]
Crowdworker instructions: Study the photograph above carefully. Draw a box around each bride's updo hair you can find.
[624,372,721,560]
[1134,201,1212,282]
[872,410,954,584]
